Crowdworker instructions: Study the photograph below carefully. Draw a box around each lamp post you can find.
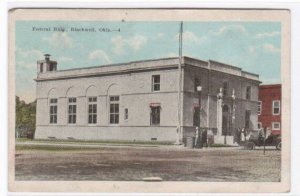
[196,85,202,148]
[217,88,223,137]
[231,89,236,143]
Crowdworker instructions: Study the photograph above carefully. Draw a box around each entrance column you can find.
[217,88,223,136]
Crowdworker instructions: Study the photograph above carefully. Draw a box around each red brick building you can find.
[258,84,281,135]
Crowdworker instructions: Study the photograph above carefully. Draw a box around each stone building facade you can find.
[34,55,260,144]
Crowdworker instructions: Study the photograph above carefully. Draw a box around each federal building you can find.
[34,54,260,145]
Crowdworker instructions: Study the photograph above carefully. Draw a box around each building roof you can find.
[35,56,260,82]
[259,84,281,89]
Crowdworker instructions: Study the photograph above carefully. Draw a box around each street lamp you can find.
[196,85,202,148]
[217,88,223,100]
[231,89,236,130]
[217,88,223,138]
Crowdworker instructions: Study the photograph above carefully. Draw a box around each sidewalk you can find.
[16,139,241,151]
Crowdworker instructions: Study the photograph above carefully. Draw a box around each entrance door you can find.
[222,105,230,136]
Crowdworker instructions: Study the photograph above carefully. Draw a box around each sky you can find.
[16,21,281,103]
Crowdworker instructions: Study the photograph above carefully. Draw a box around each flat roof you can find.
[259,84,281,89]
[36,56,260,82]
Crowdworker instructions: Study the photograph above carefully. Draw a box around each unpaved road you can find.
[15,146,281,181]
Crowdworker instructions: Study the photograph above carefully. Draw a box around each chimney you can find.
[37,54,57,74]
[44,54,51,61]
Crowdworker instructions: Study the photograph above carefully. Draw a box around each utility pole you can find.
[176,21,183,145]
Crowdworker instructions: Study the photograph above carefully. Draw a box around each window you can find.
[150,106,160,125]
[245,110,251,129]
[246,86,251,100]
[68,97,77,124]
[223,81,228,97]
[88,97,97,124]
[40,63,43,72]
[273,100,280,115]
[193,106,200,127]
[272,122,281,130]
[194,77,201,92]
[124,108,128,120]
[257,101,262,115]
[110,96,119,124]
[258,122,262,129]
[152,75,160,92]
[49,64,53,71]
[49,98,57,124]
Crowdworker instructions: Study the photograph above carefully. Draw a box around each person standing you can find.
[202,129,207,147]
[241,128,246,142]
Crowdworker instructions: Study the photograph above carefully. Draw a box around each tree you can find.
[15,96,36,138]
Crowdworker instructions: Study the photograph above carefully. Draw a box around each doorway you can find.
[222,105,230,136]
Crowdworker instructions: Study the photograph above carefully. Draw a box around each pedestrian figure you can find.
[241,128,246,142]
[207,129,213,147]
[194,127,199,148]
[235,127,241,144]
[202,129,207,147]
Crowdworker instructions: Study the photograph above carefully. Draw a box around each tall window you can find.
[257,101,262,115]
[88,97,97,124]
[150,106,160,125]
[152,75,160,92]
[246,86,251,100]
[193,106,200,127]
[245,110,251,129]
[124,108,128,120]
[273,100,280,115]
[194,77,201,92]
[110,96,119,124]
[49,98,57,124]
[223,81,229,97]
[68,97,77,124]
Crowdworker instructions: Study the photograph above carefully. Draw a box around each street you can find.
[15,145,281,181]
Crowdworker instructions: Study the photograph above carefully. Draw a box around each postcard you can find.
[8,8,290,193]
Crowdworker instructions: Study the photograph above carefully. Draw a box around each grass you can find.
[16,144,102,151]
[198,143,236,148]
[210,143,236,147]
[15,139,235,152]
[16,138,173,146]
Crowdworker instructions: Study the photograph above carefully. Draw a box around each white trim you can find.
[258,101,262,115]
[49,98,58,125]
[272,100,281,115]
[87,96,98,125]
[152,74,160,92]
[272,122,281,130]
[109,95,120,125]
[67,97,77,124]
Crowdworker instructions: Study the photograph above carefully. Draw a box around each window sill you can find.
[67,124,77,126]
[109,124,120,126]
[87,124,98,126]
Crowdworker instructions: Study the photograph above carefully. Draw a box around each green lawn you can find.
[16,138,173,146]
[16,144,102,151]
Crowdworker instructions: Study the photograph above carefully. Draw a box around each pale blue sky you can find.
[16,21,281,102]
